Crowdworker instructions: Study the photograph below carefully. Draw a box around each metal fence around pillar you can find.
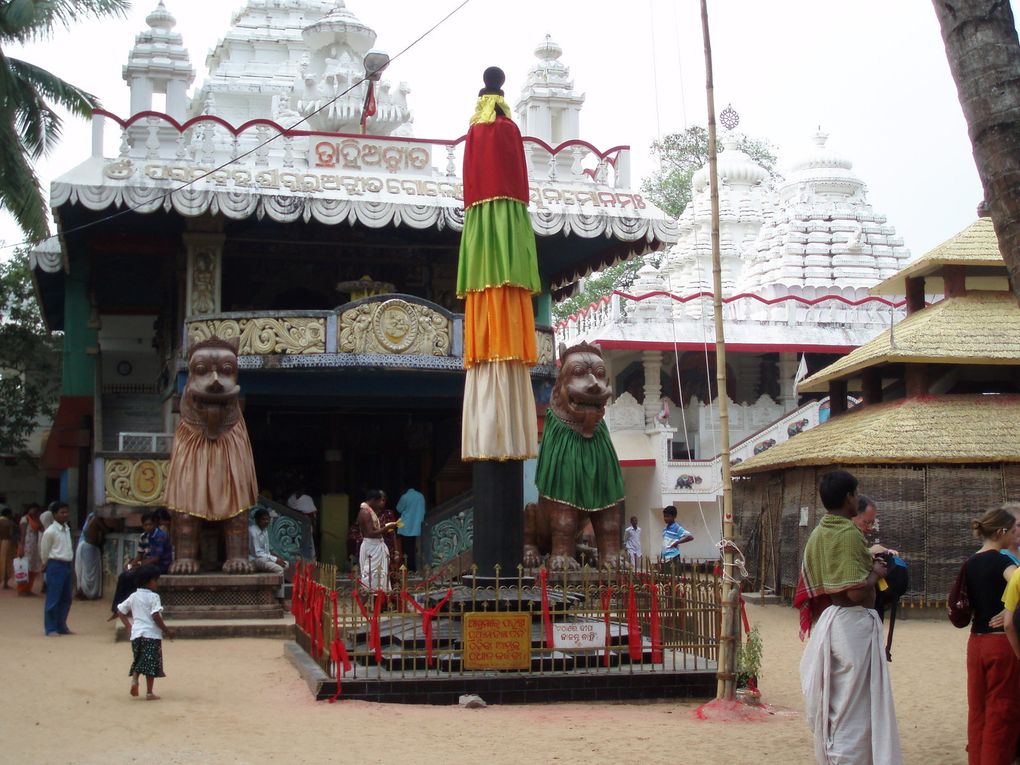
[291,557,721,686]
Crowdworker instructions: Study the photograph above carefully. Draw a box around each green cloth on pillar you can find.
[456,199,541,296]
[535,410,625,511]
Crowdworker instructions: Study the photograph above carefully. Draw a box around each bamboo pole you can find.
[699,0,739,702]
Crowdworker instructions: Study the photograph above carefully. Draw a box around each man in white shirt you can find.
[249,509,287,574]
[40,502,74,636]
[623,516,642,568]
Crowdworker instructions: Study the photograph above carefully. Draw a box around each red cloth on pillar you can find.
[462,116,530,210]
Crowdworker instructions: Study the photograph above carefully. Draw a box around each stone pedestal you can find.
[159,573,284,620]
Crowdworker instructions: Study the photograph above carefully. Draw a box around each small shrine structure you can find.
[557,126,913,560]
[730,216,1020,603]
[33,1,677,568]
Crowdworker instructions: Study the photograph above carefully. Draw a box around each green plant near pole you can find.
[736,625,763,689]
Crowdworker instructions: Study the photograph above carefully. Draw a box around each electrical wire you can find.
[2,0,473,254]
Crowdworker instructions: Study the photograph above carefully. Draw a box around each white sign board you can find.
[553,621,607,650]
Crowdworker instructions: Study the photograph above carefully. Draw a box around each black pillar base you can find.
[472,461,523,576]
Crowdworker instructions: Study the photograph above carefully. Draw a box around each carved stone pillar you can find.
[778,352,799,411]
[642,350,663,427]
[184,232,224,317]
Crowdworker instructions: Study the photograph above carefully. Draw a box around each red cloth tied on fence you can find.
[311,583,326,657]
[292,561,302,621]
[539,568,554,650]
[601,586,614,667]
[353,588,385,664]
[400,588,453,667]
[640,576,663,664]
[627,584,643,662]
[328,590,352,703]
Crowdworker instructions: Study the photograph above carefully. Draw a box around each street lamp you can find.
[361,49,390,134]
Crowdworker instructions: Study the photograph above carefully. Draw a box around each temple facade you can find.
[33,1,677,566]
[557,127,914,560]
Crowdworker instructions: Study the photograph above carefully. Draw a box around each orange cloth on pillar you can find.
[164,417,259,521]
[463,285,538,368]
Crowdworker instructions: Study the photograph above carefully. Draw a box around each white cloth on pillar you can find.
[461,362,538,461]
[800,605,902,765]
[359,537,390,593]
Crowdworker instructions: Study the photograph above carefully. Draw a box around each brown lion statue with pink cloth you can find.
[164,336,259,574]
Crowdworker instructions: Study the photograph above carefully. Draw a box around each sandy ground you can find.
[1,586,969,765]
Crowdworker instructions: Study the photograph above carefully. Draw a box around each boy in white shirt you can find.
[117,566,173,700]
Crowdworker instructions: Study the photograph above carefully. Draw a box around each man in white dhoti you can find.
[74,512,105,599]
[795,470,901,765]
[358,489,397,592]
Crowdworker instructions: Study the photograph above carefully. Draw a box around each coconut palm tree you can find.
[0,0,130,242]
[933,0,1020,304]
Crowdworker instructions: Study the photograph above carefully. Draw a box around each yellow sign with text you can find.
[462,612,531,670]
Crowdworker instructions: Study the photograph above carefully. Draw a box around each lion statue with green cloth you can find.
[525,342,627,571]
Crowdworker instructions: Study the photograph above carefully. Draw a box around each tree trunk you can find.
[933,0,1020,303]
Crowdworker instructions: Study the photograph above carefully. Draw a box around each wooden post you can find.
[861,368,882,406]
[943,265,967,298]
[829,381,848,416]
[904,276,925,315]
[700,0,739,702]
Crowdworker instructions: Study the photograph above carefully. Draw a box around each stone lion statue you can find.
[526,342,626,570]
[164,336,259,574]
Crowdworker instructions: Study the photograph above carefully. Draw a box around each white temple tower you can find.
[740,129,911,299]
[515,35,585,145]
[665,132,771,307]
[122,1,195,120]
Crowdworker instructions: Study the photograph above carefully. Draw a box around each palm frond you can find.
[7,57,96,115]
[0,112,48,241]
[0,0,131,43]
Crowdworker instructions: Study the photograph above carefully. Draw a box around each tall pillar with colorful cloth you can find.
[458,68,542,573]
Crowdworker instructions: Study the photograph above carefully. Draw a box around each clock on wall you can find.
[116,360,133,377]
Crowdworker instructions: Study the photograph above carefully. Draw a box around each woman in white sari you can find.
[74,513,105,599]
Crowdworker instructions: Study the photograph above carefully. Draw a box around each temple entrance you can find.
[243,393,466,567]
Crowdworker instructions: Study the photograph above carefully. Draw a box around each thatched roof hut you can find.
[730,218,1020,604]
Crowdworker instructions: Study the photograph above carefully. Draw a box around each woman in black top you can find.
[964,506,1020,764]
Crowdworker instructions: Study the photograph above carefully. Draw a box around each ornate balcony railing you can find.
[185,294,556,375]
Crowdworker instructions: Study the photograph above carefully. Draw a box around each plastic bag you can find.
[13,556,29,584]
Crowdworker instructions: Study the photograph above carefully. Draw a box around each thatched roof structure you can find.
[731,394,1020,474]
[797,292,1020,392]
[872,218,1006,295]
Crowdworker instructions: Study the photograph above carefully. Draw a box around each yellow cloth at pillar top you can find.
[470,94,514,126]
[463,285,538,368]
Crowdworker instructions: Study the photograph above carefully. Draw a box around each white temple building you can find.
[557,125,915,560]
[33,0,681,568]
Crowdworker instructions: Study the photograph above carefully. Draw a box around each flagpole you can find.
[700,0,739,703]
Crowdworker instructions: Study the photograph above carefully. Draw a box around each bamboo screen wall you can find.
[734,463,1020,606]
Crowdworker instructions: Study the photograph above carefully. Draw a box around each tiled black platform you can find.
[284,640,717,704]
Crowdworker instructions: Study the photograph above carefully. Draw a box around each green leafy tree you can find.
[553,126,779,323]
[642,126,780,219]
[0,0,130,242]
[0,248,61,453]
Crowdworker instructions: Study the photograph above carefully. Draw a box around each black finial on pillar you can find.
[479,66,506,96]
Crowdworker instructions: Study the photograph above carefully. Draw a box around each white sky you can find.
[3,0,1013,258]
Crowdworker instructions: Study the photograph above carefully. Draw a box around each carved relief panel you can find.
[188,317,327,355]
[184,232,224,317]
[338,298,451,356]
[105,458,170,506]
